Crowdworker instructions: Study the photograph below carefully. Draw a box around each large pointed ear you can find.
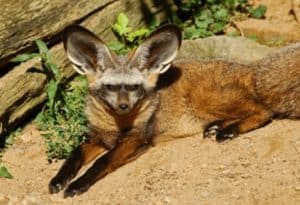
[63,25,115,75]
[131,24,182,75]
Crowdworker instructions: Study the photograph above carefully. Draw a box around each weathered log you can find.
[0,0,114,67]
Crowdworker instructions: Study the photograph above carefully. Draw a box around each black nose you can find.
[119,104,129,110]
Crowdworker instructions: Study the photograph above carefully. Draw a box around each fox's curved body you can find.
[49,25,300,197]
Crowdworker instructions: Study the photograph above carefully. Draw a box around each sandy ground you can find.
[0,120,300,205]
[1,1,300,205]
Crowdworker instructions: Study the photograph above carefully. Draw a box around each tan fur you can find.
[255,43,300,117]
[156,44,300,138]
[155,43,300,138]
[155,60,261,138]
[49,25,300,197]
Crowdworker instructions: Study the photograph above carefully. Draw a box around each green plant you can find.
[108,13,151,54]
[0,127,23,179]
[266,38,286,47]
[246,34,259,42]
[12,40,63,115]
[12,40,88,162]
[0,127,22,149]
[0,165,13,179]
[109,1,266,48]
[171,0,266,39]
[248,4,267,19]
[35,75,88,161]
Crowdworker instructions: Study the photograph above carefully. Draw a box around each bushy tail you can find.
[255,43,300,118]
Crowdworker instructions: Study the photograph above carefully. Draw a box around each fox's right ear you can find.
[63,25,115,75]
[130,24,182,89]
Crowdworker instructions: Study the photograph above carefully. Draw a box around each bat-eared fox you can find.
[49,24,300,197]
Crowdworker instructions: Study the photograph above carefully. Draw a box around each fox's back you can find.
[155,60,257,139]
[255,43,300,117]
[156,43,300,140]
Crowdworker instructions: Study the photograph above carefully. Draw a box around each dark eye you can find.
[104,84,120,92]
[125,84,140,91]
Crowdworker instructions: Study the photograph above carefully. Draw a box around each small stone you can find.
[232,193,241,199]
[221,169,235,178]
[201,163,208,168]
[234,181,242,187]
[241,160,250,167]
[201,191,210,197]
[219,165,226,169]
[295,186,300,191]
[222,169,231,175]
[163,196,171,203]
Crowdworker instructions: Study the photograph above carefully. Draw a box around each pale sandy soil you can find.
[0,120,300,205]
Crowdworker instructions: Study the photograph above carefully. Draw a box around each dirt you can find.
[1,120,300,205]
[1,1,300,205]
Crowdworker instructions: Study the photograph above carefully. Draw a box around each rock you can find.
[178,36,273,64]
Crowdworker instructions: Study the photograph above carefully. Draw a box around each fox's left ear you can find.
[131,24,182,86]
[63,25,115,75]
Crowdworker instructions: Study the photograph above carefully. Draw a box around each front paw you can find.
[204,120,223,138]
[64,180,90,198]
[216,125,237,142]
[204,121,238,142]
[49,176,69,194]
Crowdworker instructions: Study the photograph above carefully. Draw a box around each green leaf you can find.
[184,26,204,39]
[108,41,126,52]
[127,28,150,42]
[11,53,40,62]
[47,79,59,114]
[195,18,214,29]
[237,0,248,4]
[210,21,226,33]
[224,0,237,7]
[112,13,132,36]
[116,13,129,29]
[214,8,229,21]
[71,75,88,90]
[179,0,199,11]
[112,24,124,35]
[45,62,61,82]
[35,39,51,61]
[195,8,213,20]
[0,166,13,179]
[207,0,217,4]
[249,5,266,19]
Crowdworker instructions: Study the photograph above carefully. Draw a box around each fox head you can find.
[63,24,182,115]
